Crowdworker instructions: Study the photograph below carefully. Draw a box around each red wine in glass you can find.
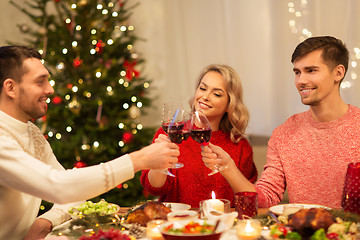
[162,122,169,133]
[182,131,190,141]
[168,130,186,144]
[168,123,186,144]
[190,129,212,143]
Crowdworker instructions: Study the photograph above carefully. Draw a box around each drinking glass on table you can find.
[341,162,360,214]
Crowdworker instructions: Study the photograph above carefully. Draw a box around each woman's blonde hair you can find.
[189,64,249,143]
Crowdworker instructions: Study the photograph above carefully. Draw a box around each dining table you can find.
[46,207,270,240]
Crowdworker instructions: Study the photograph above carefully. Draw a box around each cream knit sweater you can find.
[0,110,134,239]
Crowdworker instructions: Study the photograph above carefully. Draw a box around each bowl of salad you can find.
[160,219,226,240]
[68,199,120,221]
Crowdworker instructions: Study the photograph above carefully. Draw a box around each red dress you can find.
[140,127,258,208]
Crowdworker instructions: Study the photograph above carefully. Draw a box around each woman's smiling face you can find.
[193,70,229,128]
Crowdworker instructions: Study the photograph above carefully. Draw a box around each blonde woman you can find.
[141,64,258,207]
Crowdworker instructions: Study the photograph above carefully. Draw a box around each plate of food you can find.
[160,219,227,240]
[269,203,331,215]
[163,202,191,212]
[268,207,360,239]
[126,201,172,226]
[68,199,120,220]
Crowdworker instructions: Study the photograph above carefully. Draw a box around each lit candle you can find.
[205,191,225,212]
[146,220,165,240]
[236,219,262,240]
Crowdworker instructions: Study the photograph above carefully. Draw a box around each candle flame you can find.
[211,191,216,199]
[245,220,253,232]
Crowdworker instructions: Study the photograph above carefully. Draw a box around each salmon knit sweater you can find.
[141,128,258,208]
[256,104,360,209]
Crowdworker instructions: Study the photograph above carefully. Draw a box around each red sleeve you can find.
[140,127,175,196]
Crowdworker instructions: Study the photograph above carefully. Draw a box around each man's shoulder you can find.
[349,104,360,116]
[277,111,307,129]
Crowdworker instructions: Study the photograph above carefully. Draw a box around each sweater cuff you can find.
[38,207,71,228]
[255,186,270,208]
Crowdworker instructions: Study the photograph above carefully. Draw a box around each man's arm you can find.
[24,218,52,240]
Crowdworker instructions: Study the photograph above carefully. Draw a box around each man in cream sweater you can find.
[0,45,180,239]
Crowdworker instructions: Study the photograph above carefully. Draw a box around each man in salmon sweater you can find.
[202,36,360,209]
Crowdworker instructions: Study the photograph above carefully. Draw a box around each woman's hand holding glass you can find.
[201,143,231,176]
[190,110,225,176]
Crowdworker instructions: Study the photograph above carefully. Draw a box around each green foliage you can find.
[10,0,156,211]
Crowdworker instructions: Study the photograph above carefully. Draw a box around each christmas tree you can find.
[9,0,156,210]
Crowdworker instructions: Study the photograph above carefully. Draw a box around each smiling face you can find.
[193,70,229,129]
[293,49,343,107]
[14,58,54,122]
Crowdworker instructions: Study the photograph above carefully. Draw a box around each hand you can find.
[201,143,234,171]
[24,218,52,240]
[130,141,180,172]
[154,133,171,143]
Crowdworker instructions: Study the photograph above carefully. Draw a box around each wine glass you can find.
[159,103,185,177]
[168,109,191,144]
[190,110,227,176]
[190,110,212,144]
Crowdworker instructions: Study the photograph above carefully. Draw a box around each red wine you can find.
[190,129,211,143]
[169,122,184,131]
[183,131,190,141]
[168,130,186,144]
[162,123,169,132]
[163,122,184,134]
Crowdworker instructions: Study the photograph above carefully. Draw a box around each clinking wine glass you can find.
[168,109,191,145]
[190,110,228,176]
[159,103,185,177]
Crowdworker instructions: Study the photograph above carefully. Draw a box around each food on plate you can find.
[79,228,135,240]
[126,201,172,226]
[269,208,359,240]
[270,224,302,239]
[68,199,119,217]
[288,208,335,238]
[162,221,215,234]
[167,210,198,221]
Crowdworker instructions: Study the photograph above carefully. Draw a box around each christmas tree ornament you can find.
[74,159,87,168]
[19,24,30,33]
[68,97,81,114]
[122,132,134,144]
[129,105,141,119]
[78,0,88,7]
[56,62,65,71]
[95,40,105,54]
[38,27,47,35]
[52,96,62,104]
[72,57,83,68]
[123,60,140,81]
